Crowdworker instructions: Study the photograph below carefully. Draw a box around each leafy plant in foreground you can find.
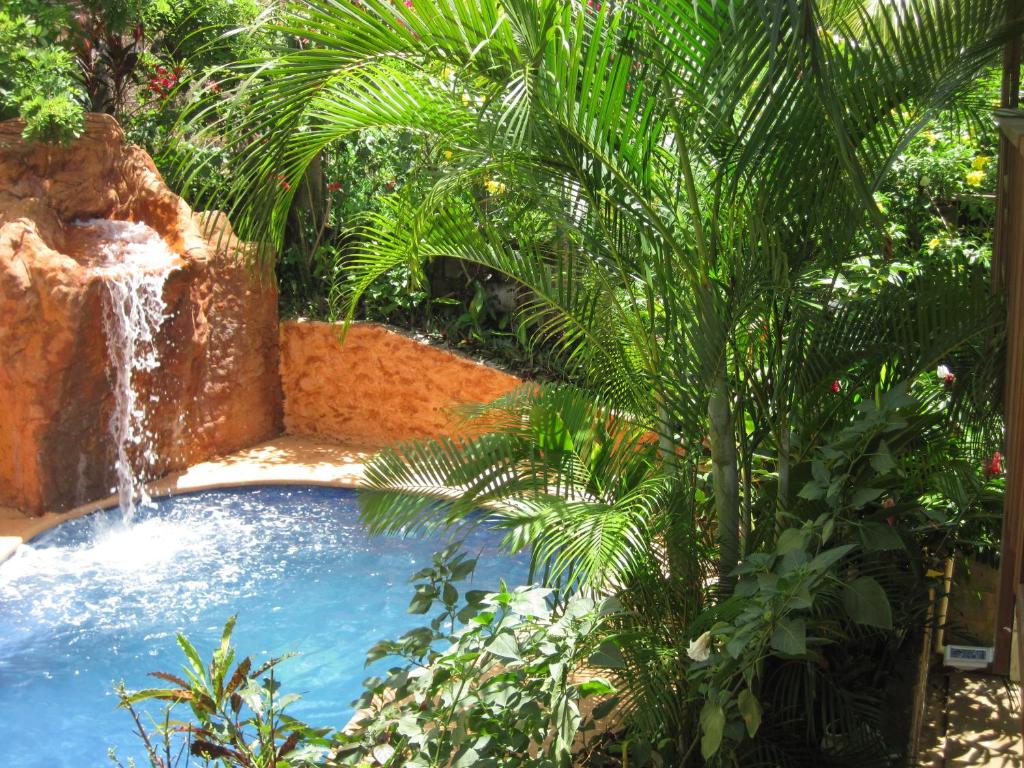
[115,616,333,768]
[118,547,618,767]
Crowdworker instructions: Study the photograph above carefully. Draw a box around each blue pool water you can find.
[0,486,528,767]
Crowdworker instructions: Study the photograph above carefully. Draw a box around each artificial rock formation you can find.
[0,114,281,514]
[280,321,521,446]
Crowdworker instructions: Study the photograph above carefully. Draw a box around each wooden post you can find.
[993,113,1024,676]
[991,0,1024,677]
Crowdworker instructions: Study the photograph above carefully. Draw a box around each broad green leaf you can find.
[770,617,807,656]
[737,689,762,737]
[869,441,897,473]
[700,700,726,760]
[408,585,437,614]
[577,679,616,697]
[843,576,893,629]
[859,521,904,551]
[850,486,884,509]
[776,527,808,555]
[489,631,520,660]
[589,640,625,669]
[798,481,826,501]
[442,582,458,605]
[808,544,854,573]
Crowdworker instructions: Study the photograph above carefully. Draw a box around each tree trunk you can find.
[709,365,740,592]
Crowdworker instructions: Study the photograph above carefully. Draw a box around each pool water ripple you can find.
[0,486,527,768]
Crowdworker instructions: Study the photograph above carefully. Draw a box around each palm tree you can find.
[178,0,1012,758]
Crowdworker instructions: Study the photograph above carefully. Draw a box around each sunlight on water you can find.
[0,486,527,768]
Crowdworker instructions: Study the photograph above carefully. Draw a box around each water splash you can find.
[71,219,179,521]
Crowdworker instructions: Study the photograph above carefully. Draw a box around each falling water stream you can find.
[69,219,179,520]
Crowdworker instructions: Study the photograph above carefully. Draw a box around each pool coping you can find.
[0,435,376,564]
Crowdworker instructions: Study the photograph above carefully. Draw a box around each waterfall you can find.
[72,219,179,521]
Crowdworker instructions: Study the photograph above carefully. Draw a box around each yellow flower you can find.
[461,93,471,106]
[484,179,506,194]
[443,150,453,160]
[966,169,986,187]
[923,130,937,146]
[927,237,941,250]
[972,155,991,170]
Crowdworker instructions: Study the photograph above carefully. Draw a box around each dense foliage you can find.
[116,550,618,767]
[112,0,1014,765]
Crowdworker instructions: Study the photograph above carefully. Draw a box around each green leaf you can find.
[798,481,826,500]
[737,689,762,737]
[769,617,806,656]
[869,441,897,474]
[821,516,835,544]
[843,576,893,629]
[408,585,437,614]
[488,631,520,660]
[776,527,808,555]
[442,582,458,605]
[859,521,904,551]
[175,634,206,682]
[589,641,625,669]
[577,679,616,697]
[449,557,478,580]
[808,544,854,573]
[700,700,726,760]
[850,486,884,509]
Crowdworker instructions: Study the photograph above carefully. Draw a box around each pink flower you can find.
[882,498,895,509]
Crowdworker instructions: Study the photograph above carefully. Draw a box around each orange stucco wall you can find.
[279,321,522,446]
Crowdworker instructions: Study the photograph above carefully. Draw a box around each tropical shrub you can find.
[149,0,1016,763]
[117,548,617,767]
[0,4,85,142]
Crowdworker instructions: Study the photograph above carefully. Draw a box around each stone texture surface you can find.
[0,114,281,513]
[280,321,521,446]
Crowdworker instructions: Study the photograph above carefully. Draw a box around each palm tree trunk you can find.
[777,422,791,529]
[708,364,740,591]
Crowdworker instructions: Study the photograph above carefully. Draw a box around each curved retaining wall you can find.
[280,321,521,446]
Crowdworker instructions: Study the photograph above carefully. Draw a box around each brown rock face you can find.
[0,114,282,514]
[280,321,521,446]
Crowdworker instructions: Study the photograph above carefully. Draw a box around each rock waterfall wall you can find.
[0,114,281,513]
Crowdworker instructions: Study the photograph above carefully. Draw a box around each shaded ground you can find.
[919,671,1022,767]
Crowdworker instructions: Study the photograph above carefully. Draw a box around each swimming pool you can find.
[0,486,528,767]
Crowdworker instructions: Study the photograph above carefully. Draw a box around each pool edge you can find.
[0,435,375,564]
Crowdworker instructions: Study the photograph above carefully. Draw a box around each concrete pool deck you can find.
[0,434,375,563]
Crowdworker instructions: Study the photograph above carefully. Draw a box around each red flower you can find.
[831,379,841,394]
[985,451,1003,477]
[886,515,896,527]
[326,182,343,192]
